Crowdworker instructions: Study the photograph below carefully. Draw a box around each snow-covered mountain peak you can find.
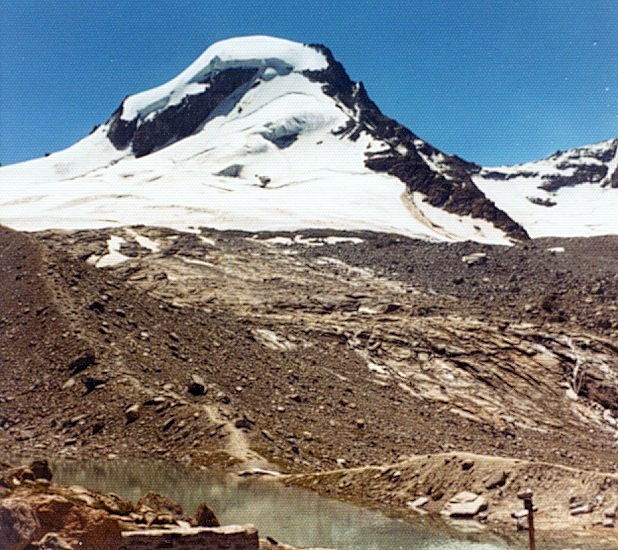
[118,36,328,122]
[1,36,615,242]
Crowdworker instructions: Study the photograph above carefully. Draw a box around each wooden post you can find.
[518,489,535,550]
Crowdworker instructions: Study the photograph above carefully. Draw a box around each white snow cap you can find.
[120,36,328,121]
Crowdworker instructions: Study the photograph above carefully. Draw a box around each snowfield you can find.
[0,35,616,243]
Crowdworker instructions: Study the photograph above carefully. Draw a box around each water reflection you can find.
[49,460,513,550]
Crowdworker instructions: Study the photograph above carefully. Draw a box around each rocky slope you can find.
[1,224,617,543]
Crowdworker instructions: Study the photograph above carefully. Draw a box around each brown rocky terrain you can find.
[1,224,617,545]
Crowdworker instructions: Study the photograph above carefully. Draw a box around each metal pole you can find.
[518,489,535,550]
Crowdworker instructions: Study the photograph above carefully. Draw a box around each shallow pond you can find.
[46,460,517,549]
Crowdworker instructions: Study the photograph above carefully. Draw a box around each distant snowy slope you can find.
[1,35,615,242]
[474,139,618,238]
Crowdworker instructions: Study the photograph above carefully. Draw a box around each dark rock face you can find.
[305,44,529,241]
[195,502,220,527]
[540,157,610,192]
[483,140,618,192]
[107,68,259,157]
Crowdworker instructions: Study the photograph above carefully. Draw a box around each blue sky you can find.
[1,0,616,166]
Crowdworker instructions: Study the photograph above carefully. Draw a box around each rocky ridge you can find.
[480,139,618,192]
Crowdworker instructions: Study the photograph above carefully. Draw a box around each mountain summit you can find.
[1,36,616,241]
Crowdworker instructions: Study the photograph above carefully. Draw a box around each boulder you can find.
[35,532,74,549]
[234,417,252,430]
[483,470,508,490]
[29,460,53,482]
[68,349,96,374]
[570,503,592,516]
[187,374,206,396]
[461,253,487,266]
[194,502,220,527]
[136,492,184,519]
[602,517,615,528]
[82,377,106,394]
[407,497,429,510]
[124,404,140,424]
[441,492,488,518]
[0,498,41,550]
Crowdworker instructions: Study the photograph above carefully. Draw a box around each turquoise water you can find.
[48,460,516,549]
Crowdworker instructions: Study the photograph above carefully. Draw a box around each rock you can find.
[516,515,529,531]
[258,175,271,187]
[0,490,121,548]
[68,349,96,374]
[11,466,36,483]
[570,503,593,516]
[441,492,488,518]
[234,417,252,430]
[136,492,184,518]
[407,497,429,509]
[35,532,74,549]
[374,302,402,314]
[82,377,105,394]
[237,468,281,477]
[194,502,220,527]
[603,517,615,528]
[216,164,243,178]
[91,421,104,435]
[30,459,52,481]
[122,524,259,549]
[461,459,474,471]
[187,374,206,396]
[125,404,140,424]
[484,470,508,490]
[88,300,105,313]
[604,506,617,518]
[96,492,133,516]
[261,429,275,441]
[61,378,75,390]
[0,498,41,550]
[461,253,487,266]
[355,418,366,429]
[162,418,175,431]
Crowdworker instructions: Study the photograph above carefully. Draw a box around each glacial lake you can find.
[44,459,518,549]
